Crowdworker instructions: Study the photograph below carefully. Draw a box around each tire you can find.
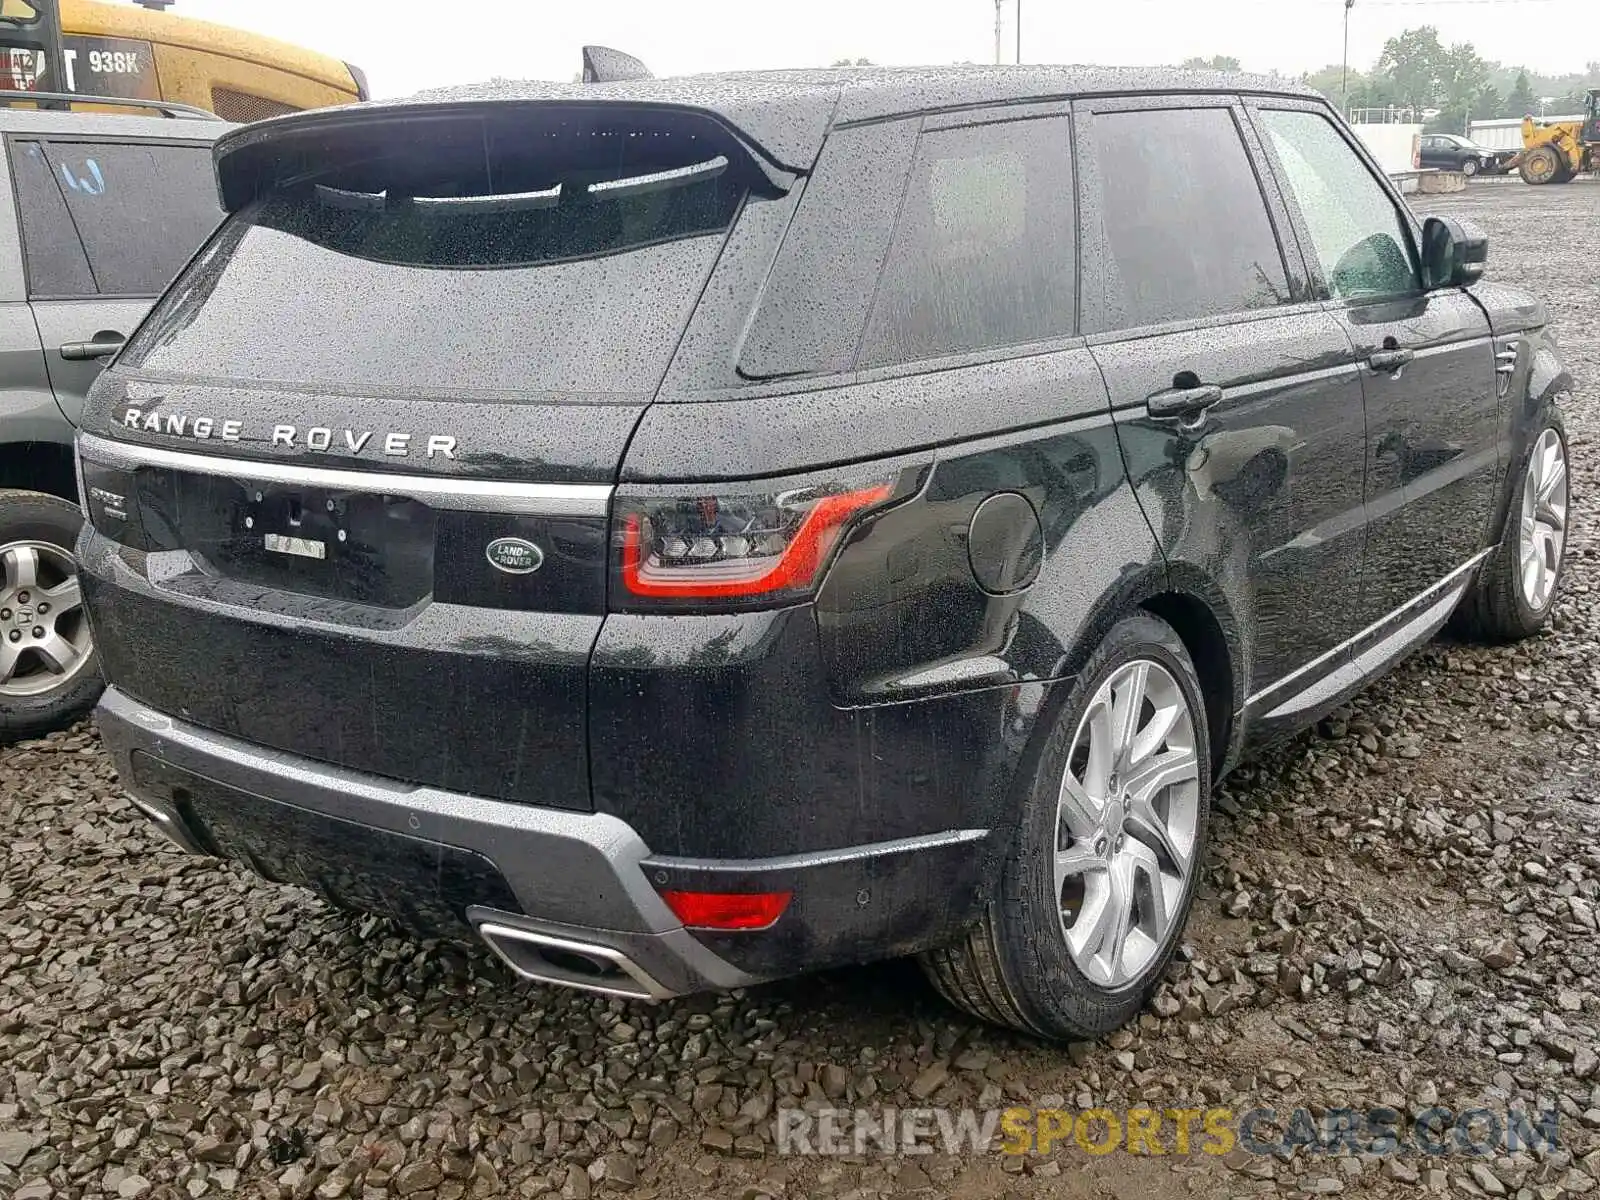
[1453,418,1570,643]
[1462,157,1479,177]
[1520,145,1562,185]
[0,490,101,741]
[920,612,1211,1040]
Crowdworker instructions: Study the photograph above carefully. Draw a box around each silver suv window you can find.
[9,139,220,298]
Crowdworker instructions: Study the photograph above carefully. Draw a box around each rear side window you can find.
[10,141,94,296]
[9,140,220,298]
[123,111,770,399]
[737,120,920,380]
[1257,108,1420,300]
[1085,107,1290,332]
[859,116,1075,368]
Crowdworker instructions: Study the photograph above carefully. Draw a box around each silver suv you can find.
[0,94,224,737]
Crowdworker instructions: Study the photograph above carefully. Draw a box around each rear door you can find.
[1248,102,1499,621]
[7,135,221,425]
[1074,94,1370,697]
[0,135,60,454]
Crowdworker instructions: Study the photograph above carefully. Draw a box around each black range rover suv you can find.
[75,62,1572,1040]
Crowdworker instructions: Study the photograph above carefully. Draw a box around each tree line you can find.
[1183,38,1594,133]
[1302,29,1593,131]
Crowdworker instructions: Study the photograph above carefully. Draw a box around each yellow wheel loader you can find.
[1511,89,1600,184]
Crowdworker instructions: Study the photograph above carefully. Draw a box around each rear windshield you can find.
[120,112,759,400]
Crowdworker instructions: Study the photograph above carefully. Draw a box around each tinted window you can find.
[12,141,221,297]
[1087,107,1290,332]
[124,155,752,398]
[738,120,920,379]
[1259,109,1419,300]
[859,116,1075,367]
[10,141,94,296]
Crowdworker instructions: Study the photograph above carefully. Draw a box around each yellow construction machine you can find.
[1511,89,1600,184]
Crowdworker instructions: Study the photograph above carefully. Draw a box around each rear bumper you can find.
[96,686,991,997]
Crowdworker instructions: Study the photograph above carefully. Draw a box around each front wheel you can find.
[1453,422,1570,642]
[1520,145,1562,184]
[1462,157,1480,177]
[0,490,101,740]
[920,612,1211,1040]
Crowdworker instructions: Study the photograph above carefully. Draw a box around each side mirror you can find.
[1420,215,1488,289]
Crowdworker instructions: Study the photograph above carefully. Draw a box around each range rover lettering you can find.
[75,56,1572,1040]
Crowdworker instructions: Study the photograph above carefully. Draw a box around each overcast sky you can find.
[167,0,1594,99]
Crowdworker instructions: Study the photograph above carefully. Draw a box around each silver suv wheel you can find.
[1055,658,1201,988]
[1518,427,1568,613]
[0,540,91,699]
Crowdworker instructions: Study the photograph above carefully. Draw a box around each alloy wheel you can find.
[1054,659,1201,988]
[0,541,92,698]
[1517,428,1568,613]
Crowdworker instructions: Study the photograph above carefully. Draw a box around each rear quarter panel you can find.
[605,345,1167,866]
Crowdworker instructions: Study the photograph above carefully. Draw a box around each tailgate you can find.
[75,100,785,809]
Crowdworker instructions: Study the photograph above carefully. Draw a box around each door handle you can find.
[1367,348,1414,374]
[60,331,125,361]
[1146,384,1223,422]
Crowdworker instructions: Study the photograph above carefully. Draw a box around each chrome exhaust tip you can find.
[124,791,211,857]
[475,921,673,1001]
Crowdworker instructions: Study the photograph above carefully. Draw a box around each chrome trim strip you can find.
[1260,578,1468,723]
[643,827,989,874]
[1245,549,1492,709]
[75,432,613,517]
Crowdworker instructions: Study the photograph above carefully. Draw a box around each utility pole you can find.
[1016,0,1023,64]
[995,0,1003,65]
[1342,0,1354,114]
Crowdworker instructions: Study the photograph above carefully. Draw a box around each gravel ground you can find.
[3,180,1598,1200]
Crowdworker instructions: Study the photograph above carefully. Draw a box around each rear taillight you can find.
[76,452,146,548]
[613,478,895,607]
[660,889,791,930]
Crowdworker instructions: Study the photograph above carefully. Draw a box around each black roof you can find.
[409,64,1315,167]
[213,64,1318,206]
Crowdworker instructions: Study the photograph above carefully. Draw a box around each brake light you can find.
[660,889,792,930]
[617,480,893,603]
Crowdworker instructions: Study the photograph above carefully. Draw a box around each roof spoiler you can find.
[212,100,800,212]
[582,46,653,83]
